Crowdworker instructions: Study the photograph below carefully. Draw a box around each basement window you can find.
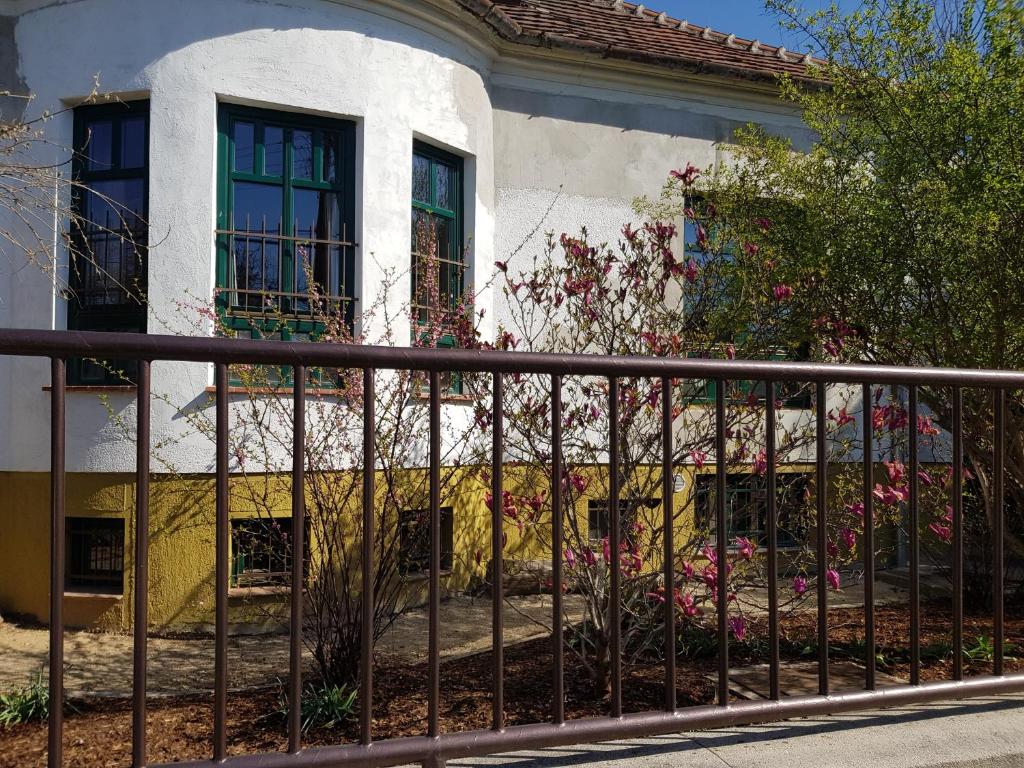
[399,507,454,575]
[66,517,125,594]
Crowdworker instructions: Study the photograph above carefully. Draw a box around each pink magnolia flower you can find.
[742,242,759,256]
[884,460,907,485]
[670,163,701,186]
[917,470,933,487]
[830,407,855,428]
[735,536,757,560]
[755,217,772,233]
[728,615,747,641]
[602,537,611,563]
[701,544,718,566]
[840,527,857,550]
[684,259,699,284]
[773,284,794,301]
[917,414,940,436]
[846,501,864,518]
[676,591,700,617]
[827,539,838,558]
[564,548,577,569]
[929,522,952,542]
[725,343,736,360]
[753,448,768,476]
[793,575,808,595]
[646,590,666,604]
[690,450,708,470]
[582,547,597,567]
[681,560,695,581]
[825,569,841,590]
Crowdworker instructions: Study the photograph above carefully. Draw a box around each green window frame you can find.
[215,104,356,342]
[411,141,465,337]
[68,100,150,384]
[685,348,813,408]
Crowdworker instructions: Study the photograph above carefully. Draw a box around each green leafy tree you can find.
[708,0,1024,603]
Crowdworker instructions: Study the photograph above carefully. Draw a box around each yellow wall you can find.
[0,464,837,632]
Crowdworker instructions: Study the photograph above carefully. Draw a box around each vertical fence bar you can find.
[361,369,376,744]
[428,370,441,737]
[952,386,964,681]
[608,377,622,718]
[766,380,779,701]
[214,363,229,762]
[862,383,875,690]
[551,375,564,725]
[994,388,1005,677]
[715,380,729,707]
[132,360,151,768]
[908,385,921,686]
[288,367,306,754]
[662,377,676,711]
[816,381,829,697]
[491,372,504,731]
[49,358,65,768]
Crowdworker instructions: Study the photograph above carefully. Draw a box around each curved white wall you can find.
[1,0,496,473]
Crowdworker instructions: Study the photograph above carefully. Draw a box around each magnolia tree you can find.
[451,165,908,695]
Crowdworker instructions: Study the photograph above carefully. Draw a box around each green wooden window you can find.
[411,141,464,332]
[216,105,356,341]
[68,101,149,384]
[695,473,810,548]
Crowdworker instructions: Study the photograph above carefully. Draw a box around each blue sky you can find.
[650,1,863,53]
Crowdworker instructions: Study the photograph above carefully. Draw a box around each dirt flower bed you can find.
[2,603,1020,768]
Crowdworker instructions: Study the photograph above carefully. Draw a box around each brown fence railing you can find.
[1,327,1022,768]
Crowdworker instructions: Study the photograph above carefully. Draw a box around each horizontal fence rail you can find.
[1,326,1021,768]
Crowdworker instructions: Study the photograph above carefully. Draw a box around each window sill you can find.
[410,392,475,405]
[204,386,345,397]
[228,585,306,598]
[43,385,136,393]
[63,591,123,600]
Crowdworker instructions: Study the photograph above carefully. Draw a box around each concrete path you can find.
[0,594,585,696]
[448,695,1024,768]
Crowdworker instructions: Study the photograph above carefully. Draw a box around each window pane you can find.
[231,181,282,310]
[434,216,451,261]
[412,153,431,203]
[435,161,454,211]
[83,119,113,170]
[233,121,255,173]
[292,129,314,180]
[264,125,284,176]
[293,188,341,302]
[75,179,146,307]
[120,116,146,169]
[322,131,339,183]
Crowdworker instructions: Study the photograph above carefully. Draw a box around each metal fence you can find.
[1,327,1022,768]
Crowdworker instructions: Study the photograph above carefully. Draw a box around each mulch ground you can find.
[2,602,1021,768]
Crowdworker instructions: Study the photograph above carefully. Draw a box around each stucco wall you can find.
[0,0,496,474]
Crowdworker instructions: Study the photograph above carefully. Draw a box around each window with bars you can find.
[398,507,454,576]
[587,498,660,545]
[66,517,125,594]
[411,142,464,335]
[694,472,811,548]
[68,101,149,384]
[215,105,356,340]
[230,516,309,588]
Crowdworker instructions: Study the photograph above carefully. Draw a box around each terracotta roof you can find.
[457,0,822,83]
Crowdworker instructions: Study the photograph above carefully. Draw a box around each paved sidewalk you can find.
[448,695,1024,768]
